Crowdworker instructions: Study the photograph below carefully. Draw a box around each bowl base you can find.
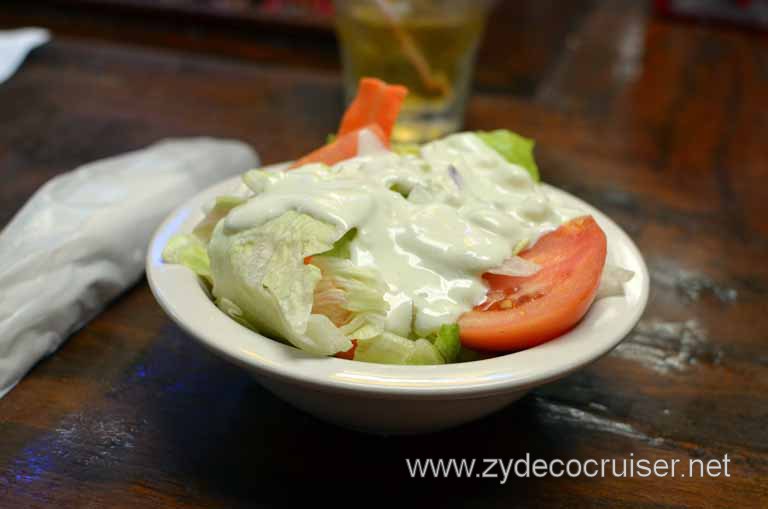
[259,377,529,434]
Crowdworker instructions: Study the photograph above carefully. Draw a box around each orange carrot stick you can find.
[338,77,408,140]
[289,124,387,169]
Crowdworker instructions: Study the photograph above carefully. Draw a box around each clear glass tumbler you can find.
[334,0,493,143]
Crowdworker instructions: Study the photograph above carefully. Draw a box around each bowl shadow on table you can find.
[121,323,588,502]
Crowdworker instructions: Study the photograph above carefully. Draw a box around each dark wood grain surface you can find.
[1,0,767,507]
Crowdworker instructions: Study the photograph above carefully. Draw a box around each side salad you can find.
[164,77,632,365]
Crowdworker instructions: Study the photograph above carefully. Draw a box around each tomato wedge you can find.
[458,216,607,351]
[289,124,387,169]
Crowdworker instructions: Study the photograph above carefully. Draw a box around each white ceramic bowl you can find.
[147,169,649,434]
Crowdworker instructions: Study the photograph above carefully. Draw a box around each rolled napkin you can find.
[0,138,259,397]
[0,28,50,84]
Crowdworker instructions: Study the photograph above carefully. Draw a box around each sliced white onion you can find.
[478,290,506,311]
[357,128,389,156]
[596,264,634,299]
[448,164,464,189]
[488,256,541,277]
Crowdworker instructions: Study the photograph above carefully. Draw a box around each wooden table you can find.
[1,1,767,506]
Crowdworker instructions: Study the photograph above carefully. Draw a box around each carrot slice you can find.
[289,124,387,169]
[338,78,408,140]
[335,339,358,360]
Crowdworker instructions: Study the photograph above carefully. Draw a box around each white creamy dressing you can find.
[224,133,581,337]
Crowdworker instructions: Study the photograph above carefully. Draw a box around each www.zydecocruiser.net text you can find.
[406,454,732,483]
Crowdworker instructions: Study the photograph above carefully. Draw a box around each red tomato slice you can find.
[458,216,607,351]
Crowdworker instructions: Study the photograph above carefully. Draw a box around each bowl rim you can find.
[146,165,649,399]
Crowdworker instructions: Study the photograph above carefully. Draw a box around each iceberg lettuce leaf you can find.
[318,228,357,259]
[193,195,245,243]
[207,210,351,355]
[162,234,211,282]
[310,253,389,343]
[476,129,540,182]
[408,338,446,365]
[354,333,445,365]
[433,323,461,363]
[310,255,388,314]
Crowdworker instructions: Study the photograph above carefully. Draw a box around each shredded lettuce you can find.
[207,211,352,355]
[409,337,446,365]
[433,324,461,363]
[339,314,383,340]
[162,195,245,282]
[162,234,211,282]
[193,195,245,243]
[354,333,444,365]
[311,255,388,314]
[310,253,389,342]
[309,242,451,365]
[392,142,421,156]
[318,228,357,259]
[476,129,540,182]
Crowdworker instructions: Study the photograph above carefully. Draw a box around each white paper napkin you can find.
[0,138,259,397]
[0,28,50,84]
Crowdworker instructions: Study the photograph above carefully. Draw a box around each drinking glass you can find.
[334,0,493,143]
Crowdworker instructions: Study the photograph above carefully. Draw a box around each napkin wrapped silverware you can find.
[0,28,50,84]
[0,138,258,396]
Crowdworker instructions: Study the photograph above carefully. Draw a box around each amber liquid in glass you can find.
[336,3,486,142]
